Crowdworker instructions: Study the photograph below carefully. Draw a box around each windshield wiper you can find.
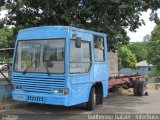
[23,60,36,74]
[45,64,50,76]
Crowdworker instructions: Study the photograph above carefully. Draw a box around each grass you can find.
[147,82,160,85]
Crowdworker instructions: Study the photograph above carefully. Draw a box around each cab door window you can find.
[94,36,105,62]
[70,40,91,73]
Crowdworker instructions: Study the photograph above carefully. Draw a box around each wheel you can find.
[96,95,103,105]
[138,81,146,96]
[87,87,96,110]
[96,91,103,105]
[133,79,140,96]
[144,91,149,96]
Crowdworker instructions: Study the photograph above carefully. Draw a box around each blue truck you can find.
[12,26,147,110]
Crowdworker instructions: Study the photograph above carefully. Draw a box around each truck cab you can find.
[12,26,109,110]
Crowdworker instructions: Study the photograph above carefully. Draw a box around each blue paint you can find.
[12,26,109,106]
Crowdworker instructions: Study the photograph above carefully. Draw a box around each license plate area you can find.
[16,94,25,100]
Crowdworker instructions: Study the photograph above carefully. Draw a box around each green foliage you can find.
[0,27,14,63]
[147,24,160,66]
[118,46,137,69]
[127,42,147,62]
[0,27,14,48]
[0,0,160,51]
[146,24,160,78]
[0,52,11,63]
[148,67,160,78]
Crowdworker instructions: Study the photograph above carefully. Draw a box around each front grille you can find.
[13,75,66,93]
[28,96,44,103]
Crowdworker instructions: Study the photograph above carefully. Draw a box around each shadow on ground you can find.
[1,91,154,120]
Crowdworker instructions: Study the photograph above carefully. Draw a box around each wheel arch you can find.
[88,82,104,101]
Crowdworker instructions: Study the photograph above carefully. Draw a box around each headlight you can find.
[14,85,22,90]
[52,88,69,95]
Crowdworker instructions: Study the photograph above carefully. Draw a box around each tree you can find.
[0,0,160,51]
[146,24,160,77]
[0,27,14,48]
[118,46,137,69]
[0,27,14,63]
[147,24,160,67]
[127,42,147,62]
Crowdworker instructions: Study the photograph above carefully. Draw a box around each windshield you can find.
[14,39,65,74]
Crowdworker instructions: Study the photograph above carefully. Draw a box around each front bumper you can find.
[12,90,68,106]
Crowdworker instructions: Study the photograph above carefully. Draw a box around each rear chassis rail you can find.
[108,74,148,96]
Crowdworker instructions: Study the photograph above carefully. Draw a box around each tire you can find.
[138,81,146,96]
[87,87,96,110]
[144,91,149,96]
[133,80,140,96]
[96,92,103,105]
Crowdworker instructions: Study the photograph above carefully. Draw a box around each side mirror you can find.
[75,37,81,48]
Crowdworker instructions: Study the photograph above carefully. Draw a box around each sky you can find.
[0,10,7,18]
[0,9,160,42]
[127,9,160,42]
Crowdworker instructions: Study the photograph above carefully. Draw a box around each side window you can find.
[70,40,91,73]
[94,36,105,62]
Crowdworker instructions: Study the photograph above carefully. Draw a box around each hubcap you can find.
[143,84,146,95]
